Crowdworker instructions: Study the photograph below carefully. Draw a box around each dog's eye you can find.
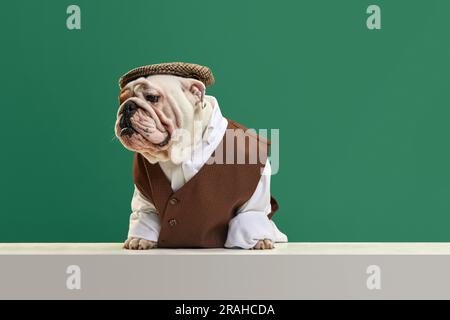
[146,94,159,103]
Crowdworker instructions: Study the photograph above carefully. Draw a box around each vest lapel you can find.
[143,161,173,215]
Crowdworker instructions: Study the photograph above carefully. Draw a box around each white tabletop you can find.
[1,242,450,255]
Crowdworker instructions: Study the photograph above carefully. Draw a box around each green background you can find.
[1,0,449,242]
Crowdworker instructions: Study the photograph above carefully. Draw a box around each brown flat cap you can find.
[119,62,215,89]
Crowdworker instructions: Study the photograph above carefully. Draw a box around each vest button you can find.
[169,218,177,227]
[169,198,179,205]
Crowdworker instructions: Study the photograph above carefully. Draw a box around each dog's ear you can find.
[183,78,205,108]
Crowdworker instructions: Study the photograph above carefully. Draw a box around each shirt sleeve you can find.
[224,160,288,249]
[127,186,161,242]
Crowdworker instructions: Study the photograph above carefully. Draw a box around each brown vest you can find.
[133,118,279,248]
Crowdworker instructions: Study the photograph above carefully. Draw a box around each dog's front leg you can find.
[124,187,161,250]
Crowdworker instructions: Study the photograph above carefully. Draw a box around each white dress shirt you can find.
[127,96,288,249]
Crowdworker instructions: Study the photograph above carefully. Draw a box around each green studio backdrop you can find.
[0,0,449,242]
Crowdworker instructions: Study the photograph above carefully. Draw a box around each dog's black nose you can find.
[122,101,138,115]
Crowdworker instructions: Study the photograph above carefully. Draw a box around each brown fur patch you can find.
[119,89,132,105]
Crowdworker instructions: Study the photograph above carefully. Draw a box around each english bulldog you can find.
[115,72,284,250]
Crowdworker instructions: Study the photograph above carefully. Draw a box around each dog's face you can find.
[115,75,206,163]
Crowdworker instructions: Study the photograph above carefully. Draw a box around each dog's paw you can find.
[123,237,157,250]
[252,239,274,250]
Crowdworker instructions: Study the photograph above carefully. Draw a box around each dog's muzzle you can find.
[118,100,171,147]
[119,101,138,137]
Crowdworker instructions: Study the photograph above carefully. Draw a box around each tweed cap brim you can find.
[119,62,215,89]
